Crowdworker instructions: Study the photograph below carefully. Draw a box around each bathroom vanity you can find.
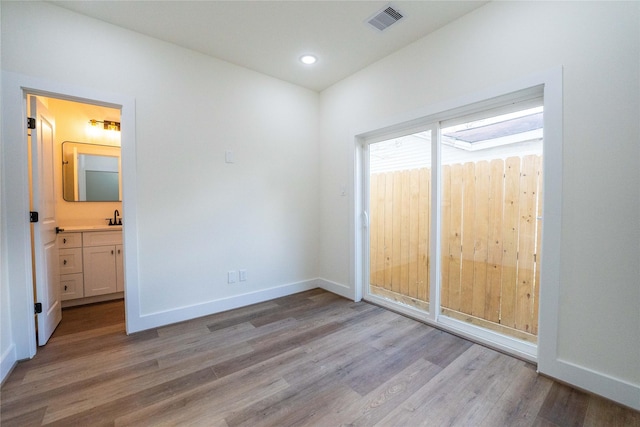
[58,226,123,307]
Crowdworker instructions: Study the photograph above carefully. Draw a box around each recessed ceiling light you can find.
[300,55,317,65]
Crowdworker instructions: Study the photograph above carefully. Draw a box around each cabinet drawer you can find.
[60,273,83,300]
[83,231,123,247]
[57,232,82,248]
[59,248,83,275]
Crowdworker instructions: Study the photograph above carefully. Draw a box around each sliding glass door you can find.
[363,96,544,351]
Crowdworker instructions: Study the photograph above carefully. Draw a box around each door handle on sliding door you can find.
[362,211,369,229]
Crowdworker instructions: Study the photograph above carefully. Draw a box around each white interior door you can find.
[30,96,62,345]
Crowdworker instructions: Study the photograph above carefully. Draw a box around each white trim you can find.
[0,343,17,385]
[351,139,364,303]
[535,68,563,372]
[437,315,537,362]
[132,279,318,332]
[543,359,640,411]
[430,124,441,325]
[365,292,537,363]
[1,71,138,358]
[61,292,124,308]
[365,293,430,323]
[317,277,353,300]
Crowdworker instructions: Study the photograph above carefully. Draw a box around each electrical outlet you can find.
[239,269,247,281]
[228,271,237,284]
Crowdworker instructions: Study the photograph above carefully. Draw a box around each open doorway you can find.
[28,94,125,346]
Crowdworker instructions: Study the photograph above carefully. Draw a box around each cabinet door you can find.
[59,248,83,275]
[60,273,84,300]
[115,244,124,292]
[83,246,117,297]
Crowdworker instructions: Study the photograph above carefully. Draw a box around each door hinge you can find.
[30,211,39,223]
[27,117,36,130]
[34,302,42,314]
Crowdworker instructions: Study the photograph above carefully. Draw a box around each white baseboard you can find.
[0,343,17,385]
[540,358,640,411]
[316,278,353,300]
[128,279,318,333]
[62,292,124,308]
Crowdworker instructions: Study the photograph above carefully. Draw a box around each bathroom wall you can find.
[45,97,122,227]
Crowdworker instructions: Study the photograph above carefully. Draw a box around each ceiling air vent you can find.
[367,6,404,31]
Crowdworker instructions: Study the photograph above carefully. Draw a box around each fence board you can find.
[440,165,451,308]
[409,169,420,299]
[533,156,543,335]
[516,155,537,333]
[447,164,464,312]
[369,173,378,286]
[500,157,521,328]
[392,171,402,293]
[418,168,430,302]
[460,162,476,315]
[400,171,411,296]
[375,173,386,287]
[486,159,504,323]
[384,172,394,289]
[472,161,490,319]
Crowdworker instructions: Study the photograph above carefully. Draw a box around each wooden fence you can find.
[369,155,542,337]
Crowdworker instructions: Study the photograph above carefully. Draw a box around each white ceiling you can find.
[51,1,488,92]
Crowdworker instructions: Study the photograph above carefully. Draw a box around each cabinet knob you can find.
[117,249,121,254]
[63,259,67,265]
[64,285,68,291]
[111,250,114,255]
[63,238,67,244]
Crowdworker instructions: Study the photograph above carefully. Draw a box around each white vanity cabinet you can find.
[83,231,124,297]
[57,229,123,303]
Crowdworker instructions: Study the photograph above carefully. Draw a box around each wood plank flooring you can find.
[1,289,638,426]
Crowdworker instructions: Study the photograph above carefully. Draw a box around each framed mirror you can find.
[62,141,121,202]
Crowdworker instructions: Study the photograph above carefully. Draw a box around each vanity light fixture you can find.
[89,119,121,132]
[300,54,317,65]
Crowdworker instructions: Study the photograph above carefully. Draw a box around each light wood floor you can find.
[1,289,638,426]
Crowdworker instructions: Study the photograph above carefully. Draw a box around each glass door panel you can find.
[368,131,432,313]
[439,106,543,342]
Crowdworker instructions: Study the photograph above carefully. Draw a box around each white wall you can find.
[319,1,639,409]
[1,0,319,371]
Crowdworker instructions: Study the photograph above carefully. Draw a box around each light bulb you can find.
[300,55,317,65]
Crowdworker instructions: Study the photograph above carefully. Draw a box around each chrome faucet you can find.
[109,209,122,226]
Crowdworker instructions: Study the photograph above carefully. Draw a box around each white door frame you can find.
[2,71,139,360]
